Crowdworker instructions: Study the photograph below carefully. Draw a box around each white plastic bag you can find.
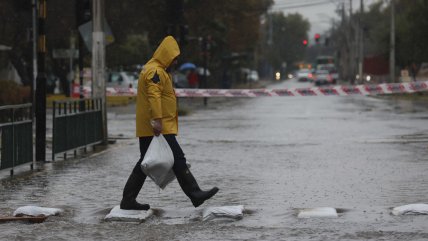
[141,135,175,189]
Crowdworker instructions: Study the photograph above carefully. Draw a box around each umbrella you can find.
[196,67,210,76]
[179,62,196,71]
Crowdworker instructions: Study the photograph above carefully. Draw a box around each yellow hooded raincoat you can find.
[136,36,180,137]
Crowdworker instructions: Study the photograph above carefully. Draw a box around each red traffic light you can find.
[314,33,321,43]
[302,39,308,46]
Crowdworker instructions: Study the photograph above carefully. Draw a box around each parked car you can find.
[318,64,338,84]
[106,71,138,88]
[248,70,259,82]
[240,68,259,82]
[313,70,333,86]
[296,69,313,82]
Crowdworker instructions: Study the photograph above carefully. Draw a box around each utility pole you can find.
[341,2,346,20]
[32,0,38,106]
[202,36,210,106]
[35,0,47,162]
[390,0,395,82]
[31,0,37,166]
[166,0,187,46]
[358,0,364,83]
[69,31,76,90]
[349,0,355,84]
[268,12,273,46]
[76,0,90,110]
[92,0,107,144]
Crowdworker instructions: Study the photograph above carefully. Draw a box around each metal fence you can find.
[52,98,103,161]
[0,103,33,175]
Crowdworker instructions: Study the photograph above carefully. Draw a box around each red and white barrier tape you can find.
[82,81,428,97]
[175,81,428,97]
[81,86,137,97]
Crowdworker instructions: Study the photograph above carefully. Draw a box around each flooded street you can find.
[1,79,428,240]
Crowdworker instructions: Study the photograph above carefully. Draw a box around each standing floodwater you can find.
[1,79,428,240]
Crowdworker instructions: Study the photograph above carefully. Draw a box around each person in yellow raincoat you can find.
[120,36,219,210]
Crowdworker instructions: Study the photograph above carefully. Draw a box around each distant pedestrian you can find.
[120,36,219,210]
[411,63,418,81]
[222,68,231,89]
[187,69,199,88]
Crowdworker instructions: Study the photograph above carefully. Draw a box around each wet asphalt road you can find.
[1,79,428,240]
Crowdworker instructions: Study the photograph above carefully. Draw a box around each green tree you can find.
[361,0,428,68]
[0,0,32,85]
[360,0,428,66]
[331,0,428,79]
[1,0,274,91]
[105,1,168,68]
[184,0,273,85]
[395,0,428,66]
[264,12,310,72]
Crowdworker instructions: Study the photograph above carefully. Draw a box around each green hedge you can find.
[0,81,31,105]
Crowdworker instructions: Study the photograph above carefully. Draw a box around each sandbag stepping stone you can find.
[297,207,338,218]
[202,205,245,221]
[13,206,63,217]
[392,204,428,215]
[104,205,153,222]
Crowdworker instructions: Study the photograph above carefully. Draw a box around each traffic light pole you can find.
[76,0,89,111]
[32,0,38,108]
[202,36,210,106]
[389,0,395,83]
[91,0,107,144]
[166,0,184,39]
[358,0,364,83]
[76,1,83,101]
[35,0,47,162]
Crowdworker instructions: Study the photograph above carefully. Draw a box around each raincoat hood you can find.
[152,36,180,68]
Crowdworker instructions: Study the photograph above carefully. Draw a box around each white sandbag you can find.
[202,205,245,221]
[392,203,428,216]
[297,207,338,218]
[13,206,63,217]
[141,135,175,189]
[104,205,153,222]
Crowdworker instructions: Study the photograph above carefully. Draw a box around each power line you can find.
[274,0,319,5]
[275,0,322,4]
[272,0,338,10]
[274,0,330,7]
[273,0,379,11]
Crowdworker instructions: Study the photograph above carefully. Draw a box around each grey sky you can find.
[272,0,379,43]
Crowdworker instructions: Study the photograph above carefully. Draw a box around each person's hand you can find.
[151,119,162,136]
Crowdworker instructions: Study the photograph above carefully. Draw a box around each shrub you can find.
[0,80,31,105]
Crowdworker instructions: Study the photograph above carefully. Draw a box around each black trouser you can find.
[135,134,187,173]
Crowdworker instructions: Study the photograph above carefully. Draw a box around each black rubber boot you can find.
[120,164,150,210]
[175,167,219,207]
